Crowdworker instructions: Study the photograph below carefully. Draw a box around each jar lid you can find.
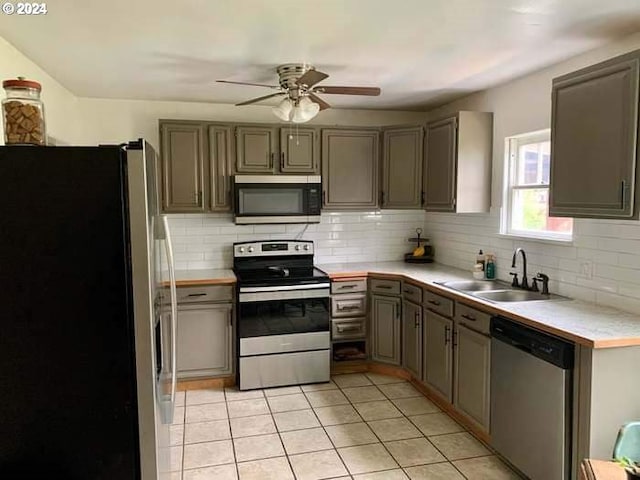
[3,76,42,91]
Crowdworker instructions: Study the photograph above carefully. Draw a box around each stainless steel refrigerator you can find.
[0,140,178,479]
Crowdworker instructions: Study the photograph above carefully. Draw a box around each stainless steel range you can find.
[233,240,331,390]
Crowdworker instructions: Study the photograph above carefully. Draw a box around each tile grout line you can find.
[222,390,241,480]
[261,386,298,480]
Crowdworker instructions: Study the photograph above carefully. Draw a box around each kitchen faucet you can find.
[511,248,529,290]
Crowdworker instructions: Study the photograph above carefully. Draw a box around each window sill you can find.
[497,232,574,246]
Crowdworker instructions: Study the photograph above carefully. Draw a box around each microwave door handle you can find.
[162,215,178,405]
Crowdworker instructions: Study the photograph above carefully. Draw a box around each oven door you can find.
[238,287,330,339]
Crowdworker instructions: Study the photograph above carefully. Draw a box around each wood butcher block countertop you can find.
[318,261,640,349]
[173,269,236,286]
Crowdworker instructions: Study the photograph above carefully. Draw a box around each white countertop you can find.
[318,261,640,349]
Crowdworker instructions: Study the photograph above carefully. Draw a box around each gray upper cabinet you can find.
[235,126,278,173]
[424,111,492,213]
[280,127,319,173]
[382,126,424,209]
[160,122,206,213]
[370,294,401,365]
[550,49,640,219]
[402,299,422,378]
[208,125,233,212]
[423,309,453,401]
[322,129,380,209]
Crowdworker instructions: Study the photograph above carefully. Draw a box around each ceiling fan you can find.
[216,63,381,123]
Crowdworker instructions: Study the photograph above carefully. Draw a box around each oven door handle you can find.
[239,288,330,303]
[240,283,330,293]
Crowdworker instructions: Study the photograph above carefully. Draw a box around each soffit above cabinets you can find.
[1,0,640,110]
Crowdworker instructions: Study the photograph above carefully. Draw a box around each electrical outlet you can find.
[580,261,593,280]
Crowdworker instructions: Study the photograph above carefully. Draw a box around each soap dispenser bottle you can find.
[476,250,485,272]
[485,254,496,279]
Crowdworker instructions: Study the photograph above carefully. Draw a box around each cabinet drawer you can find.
[332,294,366,317]
[423,290,454,317]
[402,283,423,304]
[370,278,401,295]
[176,285,234,304]
[455,302,491,335]
[331,278,367,294]
[332,318,367,340]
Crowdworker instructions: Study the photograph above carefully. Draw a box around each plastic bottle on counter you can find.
[476,250,485,272]
[485,254,496,279]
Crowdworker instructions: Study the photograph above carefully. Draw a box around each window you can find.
[502,130,573,240]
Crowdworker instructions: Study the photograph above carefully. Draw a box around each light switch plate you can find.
[580,261,593,280]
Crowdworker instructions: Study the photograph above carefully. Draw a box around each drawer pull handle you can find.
[461,314,476,321]
[338,305,361,311]
[428,300,441,306]
[403,289,413,294]
[186,293,207,297]
[339,285,356,289]
[377,285,393,289]
[337,325,361,333]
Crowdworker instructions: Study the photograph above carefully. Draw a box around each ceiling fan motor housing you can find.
[276,63,314,90]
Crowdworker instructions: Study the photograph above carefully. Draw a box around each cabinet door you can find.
[160,122,205,212]
[454,323,490,431]
[402,300,422,378]
[280,127,319,173]
[423,309,453,401]
[177,303,233,378]
[424,117,457,212]
[550,55,639,219]
[235,126,277,173]
[371,294,401,365]
[208,125,233,212]
[322,129,379,209]
[382,127,424,209]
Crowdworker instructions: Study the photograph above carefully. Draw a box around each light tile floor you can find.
[170,373,524,480]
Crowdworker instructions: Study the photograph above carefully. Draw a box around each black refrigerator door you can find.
[0,146,140,479]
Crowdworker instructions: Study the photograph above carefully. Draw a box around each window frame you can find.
[502,129,573,242]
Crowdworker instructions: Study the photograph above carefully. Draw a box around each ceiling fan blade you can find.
[236,92,286,106]
[296,69,329,88]
[314,86,381,96]
[216,80,280,89]
[308,93,331,111]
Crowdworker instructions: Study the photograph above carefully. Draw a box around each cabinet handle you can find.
[414,311,420,328]
[338,304,361,311]
[377,285,393,290]
[380,191,385,206]
[452,330,457,347]
[428,299,441,306]
[461,313,476,322]
[186,293,207,297]
[338,284,356,290]
[403,289,413,294]
[323,190,326,206]
[337,325,361,333]
[281,151,285,170]
[421,190,425,206]
[444,325,451,345]
[396,303,400,320]
[621,180,627,209]
[270,152,274,169]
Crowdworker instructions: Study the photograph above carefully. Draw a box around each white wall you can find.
[167,211,426,270]
[0,37,79,144]
[76,97,426,148]
[423,32,640,314]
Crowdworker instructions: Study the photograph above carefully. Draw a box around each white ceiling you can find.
[2,0,640,110]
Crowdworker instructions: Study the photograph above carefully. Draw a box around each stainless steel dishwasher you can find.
[490,316,574,480]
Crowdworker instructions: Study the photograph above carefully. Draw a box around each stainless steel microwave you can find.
[233,175,322,224]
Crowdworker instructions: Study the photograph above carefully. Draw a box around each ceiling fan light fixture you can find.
[291,97,320,123]
[272,98,293,121]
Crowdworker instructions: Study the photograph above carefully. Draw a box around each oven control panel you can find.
[234,240,314,257]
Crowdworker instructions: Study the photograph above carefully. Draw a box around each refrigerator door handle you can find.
[162,215,178,405]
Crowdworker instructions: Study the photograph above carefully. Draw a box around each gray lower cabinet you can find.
[177,302,233,379]
[235,125,278,173]
[159,121,233,213]
[382,126,424,209]
[322,129,380,209]
[371,294,401,365]
[280,127,319,173]
[454,323,490,431]
[423,309,453,401]
[160,122,206,212]
[424,112,492,213]
[550,49,640,219]
[402,300,422,378]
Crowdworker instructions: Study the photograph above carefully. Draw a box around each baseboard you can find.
[177,375,235,391]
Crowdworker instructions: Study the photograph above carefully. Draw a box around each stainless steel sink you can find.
[473,290,566,303]
[437,280,511,292]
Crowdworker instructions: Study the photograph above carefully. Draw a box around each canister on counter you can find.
[2,76,46,145]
